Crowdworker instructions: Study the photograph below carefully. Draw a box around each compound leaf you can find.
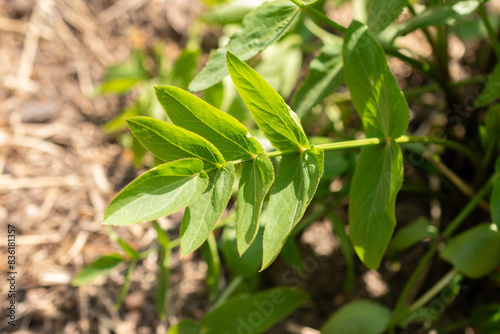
[262,147,324,270]
[343,20,409,139]
[72,254,125,286]
[201,287,308,334]
[127,116,225,170]
[321,300,391,334]
[189,0,300,91]
[102,159,208,226]
[227,51,310,151]
[349,142,404,269]
[155,85,263,161]
[441,223,500,278]
[181,163,235,256]
[366,0,408,34]
[292,40,344,118]
[237,154,275,255]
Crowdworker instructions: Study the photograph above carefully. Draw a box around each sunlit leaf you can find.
[102,159,208,226]
[155,86,262,161]
[262,147,324,270]
[72,254,125,286]
[227,51,310,151]
[189,0,300,91]
[181,164,235,256]
[343,20,409,139]
[349,143,404,269]
[127,116,225,170]
[236,154,274,255]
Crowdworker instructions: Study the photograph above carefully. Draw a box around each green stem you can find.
[397,136,481,173]
[391,176,494,327]
[391,242,439,326]
[167,237,180,249]
[114,259,137,309]
[407,269,459,314]
[443,175,496,238]
[290,0,347,34]
[290,0,442,88]
[382,46,439,83]
[330,75,486,102]
[478,3,500,59]
[211,275,244,310]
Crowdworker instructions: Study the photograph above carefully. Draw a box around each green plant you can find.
[77,0,500,332]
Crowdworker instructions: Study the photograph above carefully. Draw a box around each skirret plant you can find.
[75,0,500,333]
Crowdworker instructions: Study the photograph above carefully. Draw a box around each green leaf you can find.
[154,86,263,161]
[321,300,391,334]
[127,116,225,170]
[221,224,263,278]
[117,238,139,260]
[292,40,344,118]
[102,159,208,226]
[181,164,235,256]
[202,1,259,25]
[441,223,500,278]
[390,217,439,252]
[201,233,221,302]
[492,158,500,226]
[349,142,404,269]
[98,50,148,94]
[167,320,202,334]
[201,287,308,334]
[203,81,224,109]
[280,237,304,273]
[103,105,140,134]
[343,20,409,139]
[393,0,481,38]
[481,104,500,155]
[469,304,500,329]
[262,147,324,270]
[366,0,408,34]
[476,63,500,108]
[153,221,170,250]
[170,47,200,89]
[255,34,303,98]
[72,254,125,286]
[237,154,274,255]
[189,0,300,91]
[227,51,310,151]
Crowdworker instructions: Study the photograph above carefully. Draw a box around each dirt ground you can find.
[1,1,500,334]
